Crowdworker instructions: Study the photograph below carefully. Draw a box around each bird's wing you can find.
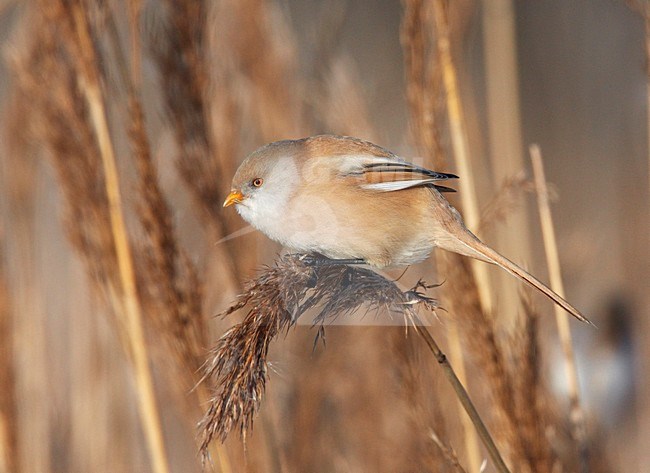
[340,156,458,193]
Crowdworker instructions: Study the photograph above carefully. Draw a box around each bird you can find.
[223,134,590,324]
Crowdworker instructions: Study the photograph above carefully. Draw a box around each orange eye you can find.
[252,178,263,187]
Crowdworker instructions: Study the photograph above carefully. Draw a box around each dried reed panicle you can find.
[152,0,219,199]
[0,235,18,473]
[129,83,207,382]
[401,0,446,164]
[73,0,213,415]
[15,5,119,294]
[477,171,535,234]
[154,0,220,208]
[18,2,222,467]
[511,291,554,472]
[20,0,127,354]
[151,0,248,284]
[103,0,209,379]
[198,254,439,459]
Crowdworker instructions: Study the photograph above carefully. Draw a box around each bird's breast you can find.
[277,184,437,267]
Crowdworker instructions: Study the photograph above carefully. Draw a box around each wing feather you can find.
[338,155,458,193]
[362,162,458,181]
[361,179,439,192]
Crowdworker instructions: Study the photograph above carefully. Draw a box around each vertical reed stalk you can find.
[430,3,489,470]
[442,317,480,470]
[530,144,588,470]
[481,0,530,323]
[432,0,493,314]
[411,315,511,473]
[70,5,170,473]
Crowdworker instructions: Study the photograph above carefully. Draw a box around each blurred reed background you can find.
[0,0,647,472]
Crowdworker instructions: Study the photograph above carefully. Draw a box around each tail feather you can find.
[452,235,593,325]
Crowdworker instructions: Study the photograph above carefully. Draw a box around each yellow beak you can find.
[223,190,245,207]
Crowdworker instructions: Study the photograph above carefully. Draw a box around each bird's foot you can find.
[403,279,442,311]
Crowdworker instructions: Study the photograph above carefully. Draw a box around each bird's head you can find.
[223,140,302,231]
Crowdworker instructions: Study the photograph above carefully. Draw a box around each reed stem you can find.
[411,314,511,473]
[71,5,170,473]
[432,0,493,314]
[530,144,588,470]
[431,3,490,470]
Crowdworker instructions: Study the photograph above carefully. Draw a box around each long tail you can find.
[446,231,593,325]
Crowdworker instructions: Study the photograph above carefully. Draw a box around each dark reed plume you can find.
[106,3,210,389]
[151,0,244,282]
[198,254,440,460]
[401,0,446,163]
[511,291,554,472]
[17,3,119,297]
